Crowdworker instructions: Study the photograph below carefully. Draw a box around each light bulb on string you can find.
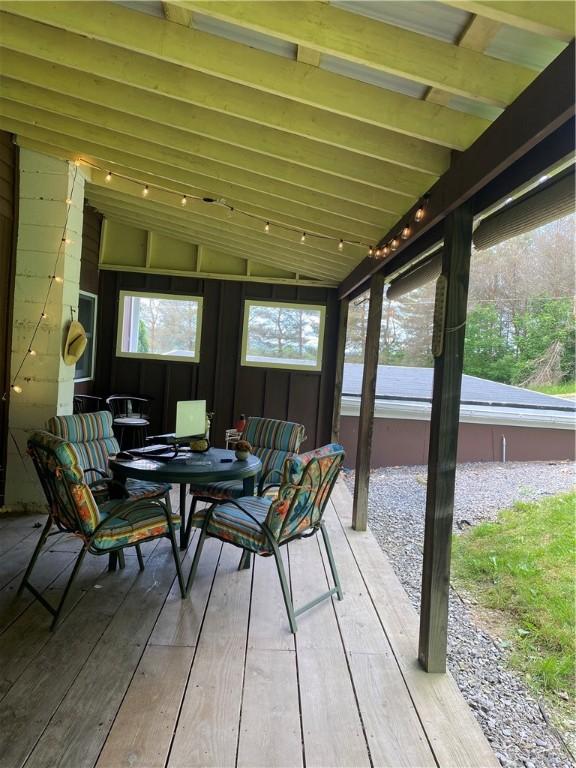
[368,246,374,257]
[415,206,425,223]
[41,313,47,320]
[142,185,149,197]
[65,197,72,205]
[181,195,187,206]
[53,275,64,284]
[300,232,307,244]
[11,384,22,394]
[338,239,344,252]
[74,159,81,167]
[382,245,391,257]
[264,221,270,233]
[401,226,410,240]
[374,248,382,259]
[390,238,400,251]
[28,349,37,357]
[105,171,112,183]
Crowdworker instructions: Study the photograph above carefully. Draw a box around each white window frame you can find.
[241,299,326,372]
[116,290,204,363]
[75,290,97,382]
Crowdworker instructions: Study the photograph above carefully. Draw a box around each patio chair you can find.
[186,443,345,633]
[185,416,306,545]
[73,394,103,414]
[20,431,185,630]
[106,395,152,448]
[46,411,170,504]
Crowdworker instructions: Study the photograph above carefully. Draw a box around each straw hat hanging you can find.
[63,320,88,365]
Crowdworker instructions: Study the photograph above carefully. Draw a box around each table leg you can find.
[179,484,188,550]
[243,475,255,496]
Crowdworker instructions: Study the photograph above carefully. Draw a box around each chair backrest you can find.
[73,394,102,414]
[28,431,101,537]
[46,411,119,483]
[242,417,306,483]
[265,443,344,544]
[106,395,152,420]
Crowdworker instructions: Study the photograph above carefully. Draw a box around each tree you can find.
[137,318,150,353]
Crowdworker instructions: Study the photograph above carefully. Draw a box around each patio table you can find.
[109,447,262,550]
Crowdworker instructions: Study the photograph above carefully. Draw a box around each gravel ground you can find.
[344,460,575,768]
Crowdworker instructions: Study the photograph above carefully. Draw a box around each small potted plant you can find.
[235,439,252,461]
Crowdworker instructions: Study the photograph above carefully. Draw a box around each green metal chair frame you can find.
[21,434,185,630]
[186,446,344,633]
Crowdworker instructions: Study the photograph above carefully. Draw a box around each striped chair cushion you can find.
[188,479,245,500]
[93,499,181,551]
[243,417,306,452]
[191,496,272,553]
[47,411,170,499]
[47,411,117,442]
[28,431,101,536]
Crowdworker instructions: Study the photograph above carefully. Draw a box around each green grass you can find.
[452,492,576,695]
[527,382,576,397]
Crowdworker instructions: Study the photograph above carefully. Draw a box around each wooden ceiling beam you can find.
[339,40,576,299]
[12,132,389,245]
[162,2,193,26]
[0,102,403,231]
[88,195,351,279]
[443,1,575,42]
[425,14,501,105]
[87,183,363,269]
[0,7,489,149]
[0,74,433,198]
[0,52,442,183]
[181,0,533,107]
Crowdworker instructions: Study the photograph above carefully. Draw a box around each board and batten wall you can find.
[0,132,17,507]
[94,271,339,452]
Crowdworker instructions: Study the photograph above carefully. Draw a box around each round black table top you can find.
[109,446,261,484]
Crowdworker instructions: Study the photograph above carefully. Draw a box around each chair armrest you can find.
[257,467,283,496]
[258,482,281,497]
[85,467,109,478]
[88,477,129,500]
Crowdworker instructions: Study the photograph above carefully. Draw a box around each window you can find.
[116,291,203,363]
[241,300,325,371]
[75,291,97,381]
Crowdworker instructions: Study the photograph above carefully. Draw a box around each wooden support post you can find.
[418,202,473,673]
[352,273,384,531]
[331,297,349,444]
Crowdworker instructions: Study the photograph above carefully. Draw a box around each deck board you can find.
[0,481,497,768]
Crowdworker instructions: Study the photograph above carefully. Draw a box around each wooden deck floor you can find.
[0,481,498,768]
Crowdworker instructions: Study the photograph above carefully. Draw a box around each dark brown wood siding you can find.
[0,131,17,506]
[94,272,338,451]
[74,205,102,395]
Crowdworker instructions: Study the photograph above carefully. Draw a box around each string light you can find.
[264,221,270,233]
[181,195,187,206]
[390,238,400,251]
[368,246,373,257]
[415,206,425,223]
[338,239,344,251]
[6,163,81,401]
[382,245,391,257]
[401,226,411,240]
[142,184,149,197]
[105,171,112,183]
[300,232,307,243]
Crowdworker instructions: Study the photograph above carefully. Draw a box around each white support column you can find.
[5,149,85,508]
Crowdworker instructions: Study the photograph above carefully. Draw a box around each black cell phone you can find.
[220,458,233,463]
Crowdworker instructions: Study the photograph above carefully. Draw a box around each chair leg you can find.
[320,522,343,600]
[164,497,186,598]
[238,549,251,570]
[185,514,210,596]
[108,552,118,572]
[271,542,297,634]
[50,544,89,631]
[118,550,126,570]
[135,544,145,571]
[17,515,53,595]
